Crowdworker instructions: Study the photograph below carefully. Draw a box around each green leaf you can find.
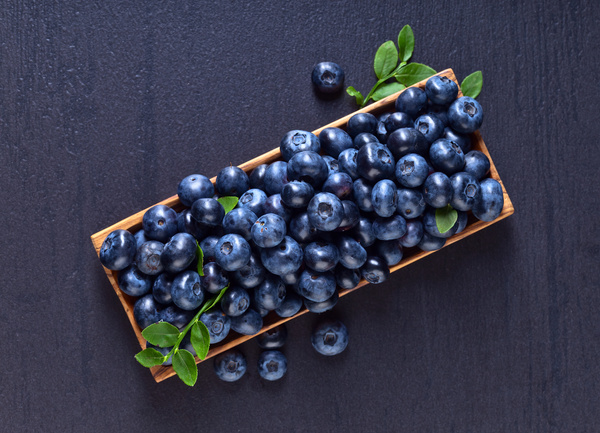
[461,71,483,98]
[141,322,181,347]
[135,348,166,368]
[196,241,204,276]
[191,321,211,360]
[217,196,239,214]
[373,41,398,79]
[435,205,458,234]
[395,63,436,86]
[202,284,230,313]
[346,86,364,106]
[371,82,406,101]
[397,25,415,62]
[172,349,198,386]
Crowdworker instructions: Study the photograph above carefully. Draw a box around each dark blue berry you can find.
[386,127,429,159]
[384,112,413,133]
[418,232,446,251]
[135,241,164,276]
[351,216,376,247]
[281,181,315,208]
[425,75,459,106]
[215,234,252,271]
[395,87,427,118]
[429,138,465,175]
[336,200,360,231]
[396,188,426,219]
[304,241,340,272]
[347,113,378,138]
[201,261,229,294]
[161,232,197,274]
[323,155,340,176]
[356,142,395,183]
[463,150,490,180]
[191,198,225,226]
[414,113,445,143]
[264,161,290,196]
[177,174,214,207]
[221,286,251,317]
[238,188,267,217]
[100,229,137,271]
[335,266,361,290]
[336,235,367,269]
[171,270,203,310]
[257,325,288,349]
[360,256,390,284]
[311,320,348,356]
[422,208,459,239]
[254,275,286,311]
[288,212,319,244]
[230,309,263,335]
[133,294,159,329]
[143,205,177,243]
[249,164,268,190]
[287,151,328,189]
[275,292,304,318]
[398,219,424,248]
[199,236,220,262]
[258,350,287,381]
[372,215,407,240]
[443,127,472,154]
[371,179,397,217]
[353,178,374,212]
[319,127,353,158]
[214,349,247,382]
[200,309,231,344]
[423,172,453,208]
[337,148,359,180]
[260,236,303,276]
[297,269,336,302]
[263,193,293,224]
[159,305,195,330]
[473,178,504,221]
[252,213,286,248]
[280,130,320,161]
[216,166,249,197]
[374,239,404,266]
[450,172,480,211]
[395,153,429,188]
[231,253,265,289]
[223,208,258,240]
[305,290,338,313]
[312,62,345,94]
[448,96,483,133]
[322,172,354,200]
[353,132,379,149]
[307,192,344,231]
[152,273,173,304]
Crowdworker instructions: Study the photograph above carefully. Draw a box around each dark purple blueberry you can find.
[280,130,321,161]
[202,262,229,294]
[376,119,389,143]
[463,150,490,180]
[418,232,446,251]
[249,164,268,190]
[353,132,379,149]
[443,127,472,154]
[319,127,353,158]
[423,172,453,208]
[386,127,429,159]
[275,292,304,317]
[448,96,483,133]
[297,269,337,302]
[216,166,249,197]
[336,200,360,231]
[134,229,149,249]
[307,192,344,232]
[135,241,164,276]
[360,256,390,284]
[351,216,376,247]
[230,309,263,335]
[281,268,303,286]
[473,178,504,221]
[264,161,290,196]
[281,181,315,209]
[323,155,340,176]
[263,193,293,224]
[159,305,195,330]
[311,320,348,356]
[347,112,378,138]
[251,213,286,248]
[305,290,338,313]
[178,209,208,240]
[374,239,404,266]
[177,174,214,207]
[199,236,220,262]
[254,275,286,311]
[152,273,173,304]
[200,309,231,344]
[337,148,360,180]
[133,294,159,329]
[429,138,465,175]
[258,350,287,381]
[260,236,304,276]
[161,232,197,274]
[171,270,203,310]
[450,172,480,211]
[257,325,288,349]
[222,208,258,240]
[372,215,407,240]
[398,219,424,248]
[371,179,397,217]
[312,61,345,94]
[191,198,225,226]
[238,188,267,217]
[335,266,361,290]
[395,87,427,118]
[289,212,319,244]
[456,211,469,234]
[384,111,413,133]
[356,142,395,183]
[422,208,459,239]
[336,235,367,269]
[395,153,429,188]
[414,113,445,143]
[221,286,251,317]
[396,188,426,219]
[322,172,354,200]
[287,150,328,189]
[215,234,252,271]
[100,229,137,271]
[214,349,247,382]
[231,253,265,289]
[142,205,177,243]
[353,178,374,212]
[304,241,340,272]
[119,265,153,297]
[425,75,459,106]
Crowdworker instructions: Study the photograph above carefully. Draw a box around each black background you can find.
[1,1,599,431]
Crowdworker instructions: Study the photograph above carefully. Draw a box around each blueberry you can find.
[386,127,429,159]
[287,150,328,189]
[289,212,319,244]
[251,213,286,248]
[222,208,258,241]
[264,161,290,196]
[418,232,446,251]
[448,96,483,133]
[423,172,453,208]
[200,309,231,344]
[257,325,288,349]
[305,290,338,313]
[353,132,379,149]
[422,208,459,239]
[254,275,286,311]
[161,232,197,274]
[337,148,360,180]
[353,178,374,212]
[191,198,225,226]
[231,252,265,289]
[312,62,345,94]
[249,164,268,190]
[100,229,137,271]
[336,200,360,231]
[323,155,340,176]
[307,192,344,231]
[146,342,173,366]
[356,142,395,183]
[297,269,336,302]
[280,130,321,161]
[263,194,293,223]
[215,234,251,271]
[395,87,427,118]
[199,236,220,262]
[335,266,361,290]
[336,235,367,269]
[371,179,397,217]
[202,261,229,294]
[135,241,164,276]
[414,113,445,144]
[275,292,304,318]
[230,309,263,335]
[384,111,413,133]
[464,150,490,180]
[260,236,304,276]
[425,75,459,106]
[319,127,353,158]
[429,138,465,175]
[443,127,472,154]
[374,239,404,266]
[450,172,480,211]
[177,174,214,207]
[171,270,203,310]
[238,188,267,217]
[281,181,315,208]
[258,350,288,381]
[473,178,504,221]
[398,219,424,248]
[152,272,173,304]
[158,305,195,330]
[304,241,340,272]
[216,166,249,197]
[214,349,247,382]
[178,209,208,240]
[427,103,450,126]
[396,188,426,219]
[351,216,376,247]
[143,205,177,243]
[134,229,149,249]
[133,294,159,329]
[456,211,469,234]
[375,116,390,143]
[360,256,390,284]
[347,113,378,138]
[322,172,354,200]
[221,286,251,317]
[311,320,348,356]
[373,215,407,241]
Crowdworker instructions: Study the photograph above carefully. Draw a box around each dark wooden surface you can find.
[1,1,599,431]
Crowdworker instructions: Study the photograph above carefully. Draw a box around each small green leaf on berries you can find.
[373,41,398,79]
[191,321,211,360]
[395,63,436,86]
[397,25,415,62]
[346,86,364,106]
[461,71,483,98]
[141,322,181,347]
[371,82,406,101]
[436,205,458,234]
[135,348,166,368]
[202,284,230,313]
[172,349,198,386]
[196,241,204,276]
[217,196,239,214]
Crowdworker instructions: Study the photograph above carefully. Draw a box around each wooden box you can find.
[91,68,514,383]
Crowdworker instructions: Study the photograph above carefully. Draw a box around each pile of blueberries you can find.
[99,74,503,382]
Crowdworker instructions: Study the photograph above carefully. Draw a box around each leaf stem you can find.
[361,62,407,107]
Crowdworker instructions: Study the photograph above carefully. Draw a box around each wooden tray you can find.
[91,68,514,383]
